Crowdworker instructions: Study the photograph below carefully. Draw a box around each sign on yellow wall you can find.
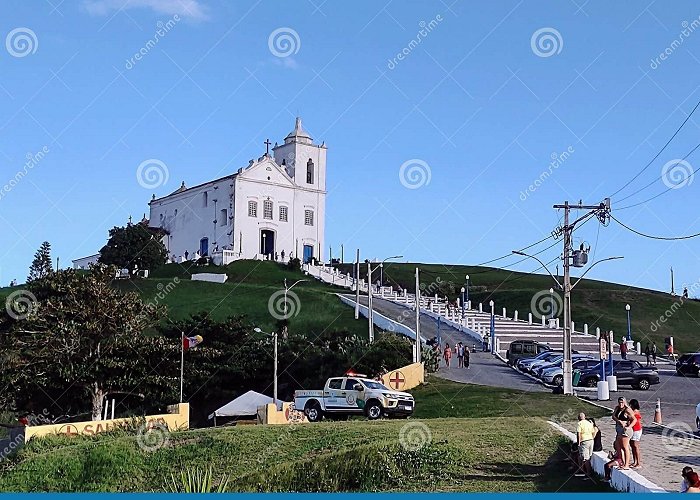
[382,362,424,391]
[23,403,189,442]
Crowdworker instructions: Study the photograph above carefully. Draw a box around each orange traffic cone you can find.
[654,398,662,424]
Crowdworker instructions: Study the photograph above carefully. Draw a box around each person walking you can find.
[644,343,652,367]
[443,343,452,368]
[576,412,597,478]
[620,338,628,360]
[612,396,637,470]
[456,342,464,368]
[629,398,643,469]
[464,345,470,369]
[651,343,657,365]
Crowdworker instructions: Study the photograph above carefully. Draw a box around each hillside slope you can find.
[340,262,700,353]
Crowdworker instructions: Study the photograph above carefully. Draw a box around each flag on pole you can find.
[182,335,203,351]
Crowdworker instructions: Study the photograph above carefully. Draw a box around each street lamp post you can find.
[625,304,632,342]
[549,288,554,321]
[465,275,470,305]
[368,255,403,342]
[460,287,466,318]
[379,262,384,288]
[489,300,495,354]
[283,278,308,320]
[254,327,278,406]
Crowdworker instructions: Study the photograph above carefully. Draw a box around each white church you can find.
[73,117,327,269]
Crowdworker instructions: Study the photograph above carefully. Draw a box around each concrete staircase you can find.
[303,263,612,356]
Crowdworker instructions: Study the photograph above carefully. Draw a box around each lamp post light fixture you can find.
[549,287,554,321]
[460,287,466,318]
[626,303,632,343]
[465,274,470,304]
[254,327,278,406]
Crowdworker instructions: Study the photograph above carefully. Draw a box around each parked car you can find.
[541,358,601,386]
[533,354,593,379]
[516,350,555,371]
[520,351,563,372]
[577,360,659,390]
[294,376,414,422]
[506,340,551,365]
[676,353,700,377]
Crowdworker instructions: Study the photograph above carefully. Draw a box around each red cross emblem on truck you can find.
[389,371,405,390]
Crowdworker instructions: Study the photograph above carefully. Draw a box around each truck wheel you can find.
[365,401,382,420]
[553,375,563,387]
[305,402,323,422]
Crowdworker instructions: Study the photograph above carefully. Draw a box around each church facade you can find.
[147,117,327,264]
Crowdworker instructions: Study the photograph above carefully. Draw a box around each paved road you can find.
[350,294,700,427]
[350,295,547,393]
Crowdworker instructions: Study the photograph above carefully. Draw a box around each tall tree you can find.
[99,222,168,274]
[1,265,176,420]
[27,241,53,282]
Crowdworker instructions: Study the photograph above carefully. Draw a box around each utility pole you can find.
[553,198,612,396]
[367,261,374,342]
[415,267,421,363]
[355,249,360,319]
[671,267,676,296]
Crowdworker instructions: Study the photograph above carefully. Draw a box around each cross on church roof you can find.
[264,138,272,155]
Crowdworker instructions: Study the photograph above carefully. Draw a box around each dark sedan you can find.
[676,353,700,377]
[578,360,659,390]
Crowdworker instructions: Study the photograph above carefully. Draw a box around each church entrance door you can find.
[260,230,275,257]
[303,244,313,264]
[200,237,209,256]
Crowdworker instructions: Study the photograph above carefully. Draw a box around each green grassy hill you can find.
[0,260,368,339]
[3,258,697,352]
[0,379,609,493]
[342,262,700,353]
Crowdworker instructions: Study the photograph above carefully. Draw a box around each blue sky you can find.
[1,0,700,294]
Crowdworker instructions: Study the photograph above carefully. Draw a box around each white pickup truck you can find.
[294,376,415,422]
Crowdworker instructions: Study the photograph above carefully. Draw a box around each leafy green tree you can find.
[99,223,168,274]
[27,241,53,282]
[1,265,176,420]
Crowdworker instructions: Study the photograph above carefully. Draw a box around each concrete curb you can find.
[547,420,667,493]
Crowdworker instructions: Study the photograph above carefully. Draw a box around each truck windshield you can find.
[362,380,389,390]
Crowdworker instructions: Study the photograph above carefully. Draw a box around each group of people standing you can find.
[442,342,470,369]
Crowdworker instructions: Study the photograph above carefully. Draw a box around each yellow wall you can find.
[257,402,308,425]
[24,403,189,442]
[381,362,425,391]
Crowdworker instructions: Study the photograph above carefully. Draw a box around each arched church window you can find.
[306,159,314,184]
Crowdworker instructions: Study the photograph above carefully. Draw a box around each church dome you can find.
[284,116,313,145]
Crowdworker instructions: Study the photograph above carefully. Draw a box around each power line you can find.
[615,142,700,210]
[608,100,700,199]
[471,233,554,268]
[610,213,700,240]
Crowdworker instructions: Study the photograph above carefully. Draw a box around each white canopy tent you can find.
[208,390,275,421]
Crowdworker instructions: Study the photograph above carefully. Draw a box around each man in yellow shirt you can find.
[577,412,597,477]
